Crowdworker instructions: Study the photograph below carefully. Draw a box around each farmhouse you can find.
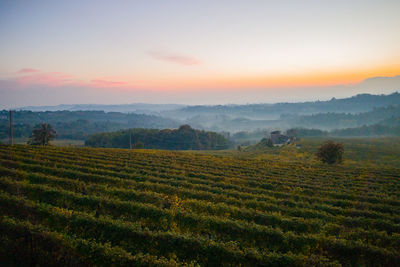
[270,131,291,146]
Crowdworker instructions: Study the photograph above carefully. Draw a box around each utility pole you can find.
[9,110,13,145]
[129,131,132,149]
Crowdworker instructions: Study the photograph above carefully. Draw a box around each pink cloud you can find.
[16,70,77,87]
[90,79,127,87]
[17,68,40,74]
[147,51,201,66]
[12,68,129,89]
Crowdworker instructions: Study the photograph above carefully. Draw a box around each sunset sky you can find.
[1,0,400,108]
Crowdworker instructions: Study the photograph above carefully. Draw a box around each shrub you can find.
[316,141,344,164]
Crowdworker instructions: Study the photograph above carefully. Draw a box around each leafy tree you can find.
[28,123,57,146]
[316,140,344,164]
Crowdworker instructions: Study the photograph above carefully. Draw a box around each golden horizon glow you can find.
[1,1,400,107]
[8,63,400,92]
[95,63,400,91]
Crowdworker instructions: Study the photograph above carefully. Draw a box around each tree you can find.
[316,140,344,164]
[28,123,57,146]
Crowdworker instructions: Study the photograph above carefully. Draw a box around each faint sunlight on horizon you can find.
[0,0,399,108]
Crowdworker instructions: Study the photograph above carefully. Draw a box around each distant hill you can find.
[378,115,400,126]
[17,103,185,115]
[178,93,400,132]
[166,92,400,120]
[5,92,400,137]
[330,124,400,137]
[16,92,400,121]
[85,125,230,150]
[281,104,400,130]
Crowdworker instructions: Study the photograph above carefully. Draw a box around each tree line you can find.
[85,125,230,150]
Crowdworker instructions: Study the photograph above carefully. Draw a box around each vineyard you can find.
[0,144,399,266]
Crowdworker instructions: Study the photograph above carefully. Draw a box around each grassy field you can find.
[0,140,399,266]
[230,137,400,168]
[1,138,85,147]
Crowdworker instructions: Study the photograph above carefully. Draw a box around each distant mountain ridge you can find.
[17,92,400,119]
[167,92,400,119]
[5,92,399,140]
[17,103,186,115]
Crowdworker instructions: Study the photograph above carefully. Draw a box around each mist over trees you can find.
[281,105,400,130]
[2,92,399,143]
[164,92,400,120]
[331,124,400,137]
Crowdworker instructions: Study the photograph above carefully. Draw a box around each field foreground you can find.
[0,145,399,266]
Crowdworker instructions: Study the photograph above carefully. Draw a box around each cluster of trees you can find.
[85,125,230,150]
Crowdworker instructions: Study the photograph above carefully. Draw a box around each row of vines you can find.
[0,144,399,266]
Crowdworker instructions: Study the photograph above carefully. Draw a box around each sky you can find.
[0,0,400,108]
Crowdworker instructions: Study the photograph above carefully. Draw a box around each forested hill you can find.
[165,92,400,119]
[15,92,400,121]
[281,104,400,130]
[85,125,230,150]
[2,92,399,140]
[0,110,180,125]
[18,103,185,114]
[0,110,180,140]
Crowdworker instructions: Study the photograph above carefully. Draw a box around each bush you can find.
[316,141,344,164]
